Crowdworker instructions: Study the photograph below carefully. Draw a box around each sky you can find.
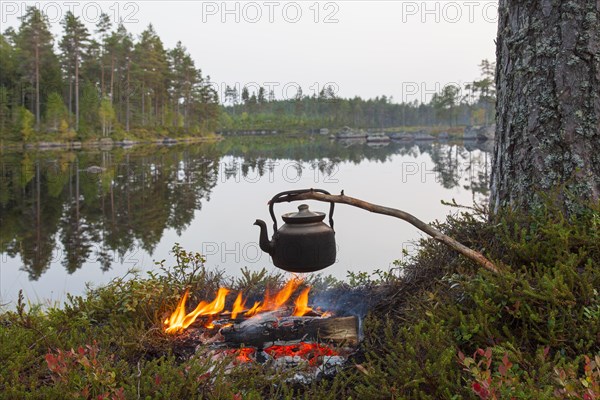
[1,0,498,103]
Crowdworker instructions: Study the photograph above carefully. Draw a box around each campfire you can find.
[163,278,328,333]
[163,278,359,378]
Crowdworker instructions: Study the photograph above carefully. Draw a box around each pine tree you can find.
[0,86,11,136]
[60,11,89,132]
[169,41,197,128]
[45,92,67,132]
[241,87,250,107]
[112,23,133,129]
[491,0,600,213]
[257,87,266,106]
[79,82,99,136]
[133,25,169,127]
[95,13,112,97]
[16,7,56,129]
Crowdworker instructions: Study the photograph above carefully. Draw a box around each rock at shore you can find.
[464,125,495,141]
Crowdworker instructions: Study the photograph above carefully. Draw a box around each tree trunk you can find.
[68,72,73,115]
[491,0,600,214]
[126,63,130,132]
[110,55,115,102]
[75,49,80,132]
[141,82,145,126]
[34,43,40,130]
[100,61,105,98]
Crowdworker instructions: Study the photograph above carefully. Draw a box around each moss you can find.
[1,201,600,398]
[350,199,600,398]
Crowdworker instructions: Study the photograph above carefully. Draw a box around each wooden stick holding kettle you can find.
[269,189,499,274]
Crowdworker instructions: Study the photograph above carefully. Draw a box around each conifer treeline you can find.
[219,60,496,132]
[0,7,497,141]
[0,7,220,142]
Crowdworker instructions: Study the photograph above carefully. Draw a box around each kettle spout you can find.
[254,219,274,254]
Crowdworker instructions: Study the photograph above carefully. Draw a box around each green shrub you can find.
[1,202,599,398]
[344,200,600,398]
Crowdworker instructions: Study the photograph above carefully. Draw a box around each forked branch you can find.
[271,190,499,274]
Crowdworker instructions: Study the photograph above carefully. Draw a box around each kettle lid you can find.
[281,204,326,224]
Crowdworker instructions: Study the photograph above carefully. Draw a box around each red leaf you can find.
[45,354,58,372]
[502,353,513,370]
[543,347,550,359]
[498,364,506,376]
[485,348,492,360]
[114,387,126,400]
[472,382,490,399]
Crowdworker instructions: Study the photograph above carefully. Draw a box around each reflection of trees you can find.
[0,144,221,279]
[220,137,492,201]
[428,142,491,202]
[0,156,63,280]
[462,142,492,203]
[20,162,63,279]
[0,137,491,281]
[430,143,463,189]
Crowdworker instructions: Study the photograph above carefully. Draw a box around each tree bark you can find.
[491,0,600,214]
[126,63,130,132]
[34,41,40,130]
[110,55,115,102]
[75,48,80,132]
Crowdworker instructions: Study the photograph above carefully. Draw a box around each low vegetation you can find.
[1,200,599,399]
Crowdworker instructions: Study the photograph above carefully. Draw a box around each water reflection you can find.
[0,137,491,286]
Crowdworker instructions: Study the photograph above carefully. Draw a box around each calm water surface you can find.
[0,136,492,305]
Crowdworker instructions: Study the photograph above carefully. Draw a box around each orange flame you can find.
[163,278,329,334]
[243,278,301,318]
[231,292,246,319]
[262,278,301,311]
[292,287,313,317]
[245,301,261,317]
[164,288,229,334]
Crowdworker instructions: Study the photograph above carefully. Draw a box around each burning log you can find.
[220,315,359,348]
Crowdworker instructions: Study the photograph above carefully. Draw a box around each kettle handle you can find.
[268,189,335,232]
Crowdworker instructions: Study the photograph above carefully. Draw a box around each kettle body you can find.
[254,190,336,273]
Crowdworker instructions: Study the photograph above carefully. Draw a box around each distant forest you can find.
[219,60,496,132]
[0,7,496,143]
[0,7,220,142]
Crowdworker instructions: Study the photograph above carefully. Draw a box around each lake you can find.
[0,136,492,306]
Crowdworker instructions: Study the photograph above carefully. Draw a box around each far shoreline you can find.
[0,135,223,152]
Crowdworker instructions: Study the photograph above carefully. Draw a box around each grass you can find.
[1,202,599,399]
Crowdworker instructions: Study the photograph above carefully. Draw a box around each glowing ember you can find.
[163,278,330,334]
[234,347,255,363]
[265,343,338,366]
[228,344,339,366]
